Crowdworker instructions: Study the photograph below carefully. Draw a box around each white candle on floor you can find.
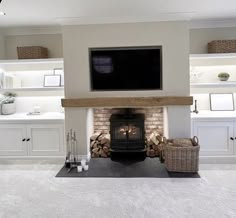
[77,165,82,172]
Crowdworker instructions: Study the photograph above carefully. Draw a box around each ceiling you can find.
[1,0,236,28]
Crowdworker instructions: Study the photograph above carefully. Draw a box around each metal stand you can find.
[65,129,78,173]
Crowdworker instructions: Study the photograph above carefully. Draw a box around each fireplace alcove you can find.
[61,96,193,160]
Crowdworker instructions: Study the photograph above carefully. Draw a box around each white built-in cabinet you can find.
[192,118,236,156]
[0,121,65,156]
[0,58,65,158]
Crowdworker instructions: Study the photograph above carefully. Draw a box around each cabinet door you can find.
[192,120,234,156]
[0,124,27,155]
[27,124,64,156]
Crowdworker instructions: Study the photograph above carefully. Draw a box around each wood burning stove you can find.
[110,109,145,154]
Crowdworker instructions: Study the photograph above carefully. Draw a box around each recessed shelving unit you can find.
[0,58,64,93]
[190,53,236,90]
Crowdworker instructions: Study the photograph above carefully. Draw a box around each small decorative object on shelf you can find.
[190,66,203,83]
[218,72,230,81]
[1,92,16,115]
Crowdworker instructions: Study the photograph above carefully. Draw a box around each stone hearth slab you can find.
[56,158,200,178]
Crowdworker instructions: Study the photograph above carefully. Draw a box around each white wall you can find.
[5,34,63,59]
[190,27,236,54]
[62,21,191,156]
[0,32,5,59]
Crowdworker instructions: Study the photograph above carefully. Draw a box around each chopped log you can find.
[100,150,107,157]
[150,132,159,145]
[103,146,109,153]
[92,148,99,153]
[90,141,97,148]
[104,142,110,147]
[149,149,155,157]
[90,132,102,141]
[156,135,163,143]
[153,144,159,151]
[100,137,110,145]
[147,140,154,147]
[91,153,96,158]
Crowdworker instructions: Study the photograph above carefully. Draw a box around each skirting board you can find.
[199,156,236,164]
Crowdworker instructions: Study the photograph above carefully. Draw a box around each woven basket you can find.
[163,136,200,173]
[208,40,236,53]
[17,46,48,59]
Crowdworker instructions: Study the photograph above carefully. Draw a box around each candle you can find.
[83,165,89,171]
[77,165,82,172]
[81,159,86,167]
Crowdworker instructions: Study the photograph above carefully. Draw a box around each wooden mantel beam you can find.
[61,96,193,108]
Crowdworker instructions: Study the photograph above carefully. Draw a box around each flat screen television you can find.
[89,46,162,91]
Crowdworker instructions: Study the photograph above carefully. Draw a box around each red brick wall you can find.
[93,108,163,137]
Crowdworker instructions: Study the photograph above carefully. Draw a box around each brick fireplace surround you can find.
[93,107,164,137]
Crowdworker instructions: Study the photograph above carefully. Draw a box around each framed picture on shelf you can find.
[44,74,61,87]
[53,68,64,86]
[210,93,234,111]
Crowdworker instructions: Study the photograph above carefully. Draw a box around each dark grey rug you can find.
[56,158,200,178]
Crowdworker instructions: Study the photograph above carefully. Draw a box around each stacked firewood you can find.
[146,130,165,159]
[90,132,111,158]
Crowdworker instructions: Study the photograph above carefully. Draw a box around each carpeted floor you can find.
[1,160,236,217]
[56,158,200,178]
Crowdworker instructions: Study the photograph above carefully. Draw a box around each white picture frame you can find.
[54,68,64,86]
[210,93,234,111]
[44,74,61,87]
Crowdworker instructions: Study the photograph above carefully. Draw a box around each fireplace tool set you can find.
[65,129,88,173]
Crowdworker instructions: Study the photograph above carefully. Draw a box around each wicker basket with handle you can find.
[163,136,200,173]
[208,40,236,53]
[17,46,48,59]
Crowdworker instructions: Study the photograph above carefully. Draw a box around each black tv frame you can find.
[89,46,163,91]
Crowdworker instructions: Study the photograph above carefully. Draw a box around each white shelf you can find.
[191,81,236,88]
[0,87,64,92]
[0,58,63,65]
[190,53,236,66]
[190,53,236,59]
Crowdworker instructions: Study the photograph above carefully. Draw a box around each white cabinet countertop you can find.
[0,112,64,122]
[191,110,236,119]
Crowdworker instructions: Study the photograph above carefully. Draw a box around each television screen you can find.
[89,46,162,91]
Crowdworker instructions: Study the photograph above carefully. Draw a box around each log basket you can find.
[163,136,200,173]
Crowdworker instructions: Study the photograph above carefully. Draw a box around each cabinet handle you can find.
[26,138,30,141]
[230,137,234,140]
[22,138,26,142]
